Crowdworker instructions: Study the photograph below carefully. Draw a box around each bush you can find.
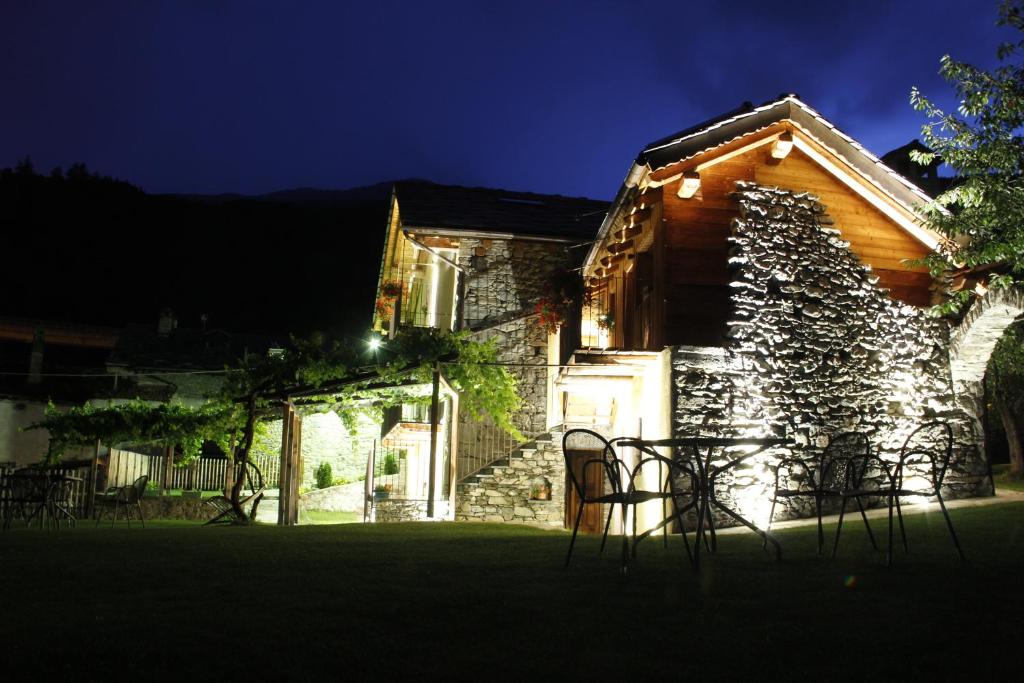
[383,453,400,475]
[314,462,333,490]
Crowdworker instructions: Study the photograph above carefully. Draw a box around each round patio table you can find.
[621,436,792,569]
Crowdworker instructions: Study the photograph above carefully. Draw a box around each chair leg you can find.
[137,501,145,529]
[894,497,908,553]
[620,504,630,575]
[763,494,778,551]
[631,503,639,559]
[599,503,614,554]
[886,493,895,567]
[675,500,694,568]
[662,497,669,550]
[815,494,825,556]
[832,496,849,559]
[854,497,878,550]
[565,503,585,568]
[936,494,965,560]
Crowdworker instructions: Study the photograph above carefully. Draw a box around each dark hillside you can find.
[0,160,390,343]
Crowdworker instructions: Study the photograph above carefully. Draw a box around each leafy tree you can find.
[910,0,1024,311]
[989,322,1024,476]
[911,1,1024,478]
[31,328,521,523]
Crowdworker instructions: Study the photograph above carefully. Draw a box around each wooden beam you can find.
[613,225,643,242]
[607,240,634,255]
[426,362,441,518]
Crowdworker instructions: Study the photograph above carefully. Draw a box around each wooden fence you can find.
[106,449,281,492]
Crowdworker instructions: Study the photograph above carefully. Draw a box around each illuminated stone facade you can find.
[670,183,991,525]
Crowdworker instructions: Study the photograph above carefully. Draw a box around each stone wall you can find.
[300,481,366,513]
[455,237,571,468]
[138,495,212,521]
[670,183,991,524]
[457,237,569,328]
[252,411,379,490]
[373,498,451,523]
[455,430,565,528]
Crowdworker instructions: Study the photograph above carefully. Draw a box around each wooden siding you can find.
[645,141,934,346]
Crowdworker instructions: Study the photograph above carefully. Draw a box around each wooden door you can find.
[564,450,606,534]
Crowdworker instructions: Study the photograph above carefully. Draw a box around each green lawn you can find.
[2,502,1023,679]
[992,463,1024,492]
[301,509,363,524]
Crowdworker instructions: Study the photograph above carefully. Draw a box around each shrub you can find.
[383,453,400,475]
[314,461,333,489]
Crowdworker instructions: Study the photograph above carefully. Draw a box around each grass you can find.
[300,509,362,524]
[992,463,1024,492]
[2,501,1023,679]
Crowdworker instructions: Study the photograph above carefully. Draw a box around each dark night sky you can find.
[1,1,1014,201]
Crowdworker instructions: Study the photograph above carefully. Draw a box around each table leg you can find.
[707,485,782,561]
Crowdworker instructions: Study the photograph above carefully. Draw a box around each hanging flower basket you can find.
[535,296,570,334]
[380,279,405,298]
[375,296,395,321]
[532,268,588,334]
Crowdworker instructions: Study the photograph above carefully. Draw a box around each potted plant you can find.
[373,484,390,501]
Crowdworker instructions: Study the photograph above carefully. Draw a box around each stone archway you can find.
[949,287,1024,387]
[948,287,1024,423]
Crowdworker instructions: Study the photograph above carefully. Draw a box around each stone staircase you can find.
[455,428,565,527]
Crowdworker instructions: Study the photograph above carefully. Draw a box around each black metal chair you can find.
[562,429,632,571]
[835,421,965,565]
[766,431,878,556]
[626,447,697,567]
[2,469,49,530]
[887,421,965,564]
[95,475,148,528]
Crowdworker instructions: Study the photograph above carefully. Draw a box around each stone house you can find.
[368,181,606,522]
[373,95,1020,532]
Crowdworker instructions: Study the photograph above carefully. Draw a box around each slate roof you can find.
[637,94,934,211]
[393,181,608,240]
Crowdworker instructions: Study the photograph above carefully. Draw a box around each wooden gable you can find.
[653,123,935,307]
[586,120,939,349]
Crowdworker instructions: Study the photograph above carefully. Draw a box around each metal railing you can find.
[456,415,532,482]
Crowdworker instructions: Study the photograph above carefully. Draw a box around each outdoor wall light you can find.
[677,171,701,199]
[770,132,794,160]
[368,337,382,350]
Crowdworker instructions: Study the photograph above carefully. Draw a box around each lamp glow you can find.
[770,132,794,160]
[368,337,382,350]
[677,171,701,199]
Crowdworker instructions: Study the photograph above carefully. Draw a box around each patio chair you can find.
[835,421,965,565]
[95,475,148,528]
[765,431,878,556]
[626,447,697,567]
[2,469,48,531]
[888,421,964,564]
[562,429,635,571]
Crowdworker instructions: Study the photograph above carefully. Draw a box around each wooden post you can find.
[277,402,302,526]
[163,445,174,493]
[224,433,236,497]
[86,440,100,519]
[292,411,302,524]
[363,441,376,523]
[427,361,441,518]
[278,402,293,525]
